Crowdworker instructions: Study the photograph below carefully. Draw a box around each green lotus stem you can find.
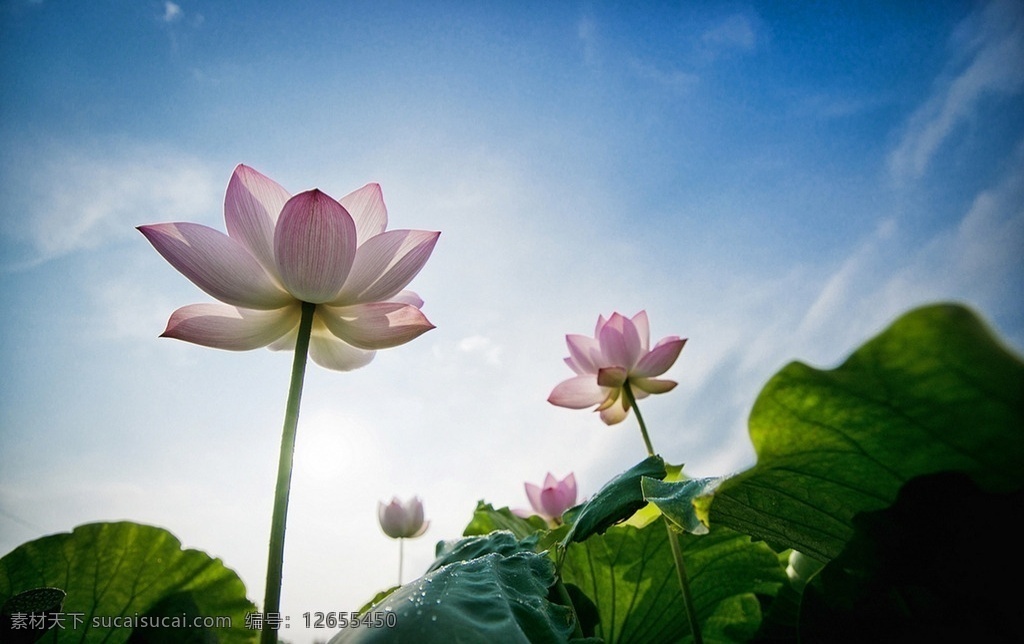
[623,383,703,644]
[626,383,657,456]
[398,537,404,587]
[262,301,316,644]
[664,521,701,644]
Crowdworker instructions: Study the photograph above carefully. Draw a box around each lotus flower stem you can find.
[625,384,657,457]
[623,383,703,644]
[398,537,404,586]
[262,300,316,644]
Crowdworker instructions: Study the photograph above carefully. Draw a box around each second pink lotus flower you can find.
[520,472,577,524]
[548,311,686,425]
[139,164,439,371]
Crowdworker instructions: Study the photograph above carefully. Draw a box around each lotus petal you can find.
[224,164,291,273]
[525,482,544,515]
[631,310,651,350]
[307,329,376,371]
[139,223,291,309]
[390,290,424,308]
[599,395,630,425]
[332,229,439,304]
[548,375,607,409]
[274,190,357,303]
[566,333,602,374]
[340,182,388,246]
[318,302,434,350]
[599,313,642,370]
[160,303,298,350]
[597,366,628,388]
[633,338,686,377]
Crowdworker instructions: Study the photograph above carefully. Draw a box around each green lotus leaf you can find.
[331,550,575,643]
[561,455,667,546]
[0,521,255,644]
[559,520,786,643]
[711,303,1024,561]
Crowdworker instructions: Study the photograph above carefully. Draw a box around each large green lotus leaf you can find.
[711,303,1024,561]
[429,530,538,572]
[561,455,667,547]
[559,520,786,643]
[329,550,575,644]
[0,521,256,643]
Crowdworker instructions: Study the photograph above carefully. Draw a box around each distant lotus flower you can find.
[378,496,430,539]
[548,311,686,425]
[139,164,439,371]
[379,495,428,587]
[521,472,577,524]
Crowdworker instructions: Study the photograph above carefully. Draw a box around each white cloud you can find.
[628,58,699,92]
[880,139,1024,335]
[0,144,220,269]
[162,1,182,23]
[457,334,503,366]
[701,14,758,53]
[796,218,896,343]
[889,0,1024,182]
[801,141,1024,359]
[89,274,180,341]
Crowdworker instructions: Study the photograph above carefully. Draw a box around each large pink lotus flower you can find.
[139,165,439,371]
[520,472,577,524]
[548,311,686,425]
[378,496,429,539]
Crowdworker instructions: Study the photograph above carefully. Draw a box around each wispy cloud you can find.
[796,218,897,343]
[804,138,1024,355]
[692,11,765,65]
[880,137,1024,336]
[621,12,760,93]
[628,58,699,92]
[697,13,760,61]
[791,92,890,122]
[889,0,1024,183]
[162,1,182,23]
[457,334,503,366]
[577,15,599,67]
[88,273,181,341]
[0,144,220,270]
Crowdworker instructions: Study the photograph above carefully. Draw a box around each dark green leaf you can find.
[800,471,1024,643]
[329,551,575,644]
[711,303,1024,560]
[126,591,218,644]
[429,530,538,572]
[1,587,66,644]
[561,456,667,546]
[560,521,786,643]
[562,584,599,639]
[0,521,256,644]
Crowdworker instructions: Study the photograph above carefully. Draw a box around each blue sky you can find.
[2,1,1022,642]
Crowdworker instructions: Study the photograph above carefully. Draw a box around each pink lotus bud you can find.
[524,473,577,524]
